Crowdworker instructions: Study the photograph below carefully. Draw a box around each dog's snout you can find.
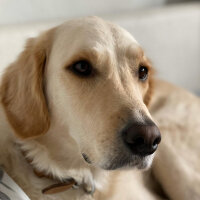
[122,121,161,156]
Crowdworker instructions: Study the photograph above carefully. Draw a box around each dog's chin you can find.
[100,154,154,171]
[135,155,154,170]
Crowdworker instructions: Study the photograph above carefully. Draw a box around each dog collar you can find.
[21,150,93,195]
[41,178,76,194]
[33,169,76,195]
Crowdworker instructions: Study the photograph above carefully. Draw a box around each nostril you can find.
[152,142,158,150]
[152,136,161,149]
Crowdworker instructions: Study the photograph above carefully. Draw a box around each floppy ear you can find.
[0,34,52,139]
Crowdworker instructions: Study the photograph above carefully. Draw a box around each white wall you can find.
[0,1,199,93]
[112,4,200,93]
[0,0,165,25]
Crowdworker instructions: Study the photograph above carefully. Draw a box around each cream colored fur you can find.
[97,80,200,200]
[0,17,199,200]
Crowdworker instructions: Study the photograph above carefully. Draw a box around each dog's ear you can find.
[0,32,53,139]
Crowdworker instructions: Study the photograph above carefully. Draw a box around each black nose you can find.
[122,121,161,156]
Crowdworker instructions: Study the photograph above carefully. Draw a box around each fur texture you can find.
[0,17,199,200]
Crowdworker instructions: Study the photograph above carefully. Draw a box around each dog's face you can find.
[1,17,160,171]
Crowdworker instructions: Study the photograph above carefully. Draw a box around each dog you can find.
[0,16,199,200]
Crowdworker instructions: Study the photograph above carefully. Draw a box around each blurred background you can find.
[0,0,200,94]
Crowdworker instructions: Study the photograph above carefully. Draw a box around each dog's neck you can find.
[0,104,108,195]
[18,124,108,194]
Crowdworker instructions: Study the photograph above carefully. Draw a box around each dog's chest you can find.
[0,168,94,200]
[0,141,93,200]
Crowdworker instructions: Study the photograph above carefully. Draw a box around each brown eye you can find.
[138,66,148,81]
[70,60,92,77]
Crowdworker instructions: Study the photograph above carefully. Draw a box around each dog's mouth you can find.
[101,153,154,170]
[82,153,92,164]
[82,151,154,170]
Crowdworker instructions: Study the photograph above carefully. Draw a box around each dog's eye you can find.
[70,60,92,77]
[138,66,148,81]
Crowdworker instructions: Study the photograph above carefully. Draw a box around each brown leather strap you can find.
[42,179,76,194]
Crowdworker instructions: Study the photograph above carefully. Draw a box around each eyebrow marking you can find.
[63,49,99,69]
[126,44,144,59]
[63,47,116,77]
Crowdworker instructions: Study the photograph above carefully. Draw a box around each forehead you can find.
[52,17,143,65]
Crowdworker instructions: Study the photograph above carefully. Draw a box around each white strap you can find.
[0,167,30,200]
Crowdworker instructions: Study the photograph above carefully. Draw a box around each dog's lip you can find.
[101,153,151,170]
[82,153,92,164]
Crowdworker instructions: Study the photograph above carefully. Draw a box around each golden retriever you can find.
[0,16,199,200]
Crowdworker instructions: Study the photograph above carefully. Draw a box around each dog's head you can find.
[1,17,161,170]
